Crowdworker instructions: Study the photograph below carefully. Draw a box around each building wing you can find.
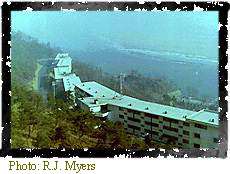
[63,74,81,92]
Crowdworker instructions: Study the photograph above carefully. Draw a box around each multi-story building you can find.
[53,53,72,81]
[51,53,219,148]
[76,88,219,149]
[52,54,77,100]
[63,73,81,101]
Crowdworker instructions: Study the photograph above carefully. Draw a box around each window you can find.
[194,144,200,148]
[183,130,189,135]
[145,121,159,128]
[128,117,140,123]
[119,107,124,111]
[183,122,190,127]
[119,114,124,119]
[145,113,159,119]
[179,134,183,137]
[195,123,207,130]
[213,138,219,143]
[127,109,133,113]
[183,139,189,144]
[163,125,178,132]
[101,105,108,113]
[150,130,159,136]
[194,133,200,139]
[162,134,178,141]
[128,124,141,131]
[163,117,179,124]
[133,110,141,115]
[179,126,183,128]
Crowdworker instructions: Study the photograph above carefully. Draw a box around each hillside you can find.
[11,31,58,87]
[11,32,149,149]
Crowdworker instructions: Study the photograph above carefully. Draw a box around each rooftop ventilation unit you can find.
[93,99,98,104]
[209,118,215,122]
[128,103,132,106]
[163,111,167,114]
[145,107,149,110]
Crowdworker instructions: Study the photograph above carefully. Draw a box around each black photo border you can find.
[1,1,229,158]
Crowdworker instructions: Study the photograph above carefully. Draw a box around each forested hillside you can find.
[72,61,176,104]
[11,32,149,149]
[11,32,58,86]
[11,85,148,149]
[11,32,213,149]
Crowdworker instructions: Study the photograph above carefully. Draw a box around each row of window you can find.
[145,113,159,119]
[163,125,178,133]
[182,139,200,148]
[145,121,159,128]
[127,124,141,131]
[163,117,179,124]
[181,140,200,148]
[121,118,204,139]
[119,111,210,130]
[194,123,207,130]
[119,109,209,132]
[125,123,218,145]
[144,129,159,136]
[128,117,141,123]
[161,134,178,141]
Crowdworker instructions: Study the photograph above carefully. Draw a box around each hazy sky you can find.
[11,11,218,59]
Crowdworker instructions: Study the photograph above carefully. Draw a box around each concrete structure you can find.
[52,54,75,101]
[63,74,81,100]
[76,95,219,148]
[53,54,72,81]
[51,53,219,148]
[75,81,120,98]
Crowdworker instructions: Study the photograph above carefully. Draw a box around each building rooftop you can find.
[63,74,82,92]
[76,81,120,98]
[55,53,69,60]
[78,94,219,126]
[54,67,68,80]
[57,56,72,67]
[187,110,219,126]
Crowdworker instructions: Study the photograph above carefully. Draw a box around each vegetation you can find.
[11,32,217,149]
[11,32,147,149]
[11,84,148,149]
[11,31,58,87]
[72,60,217,111]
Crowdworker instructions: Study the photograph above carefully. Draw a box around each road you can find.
[37,61,51,103]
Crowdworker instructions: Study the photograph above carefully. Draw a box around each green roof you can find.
[55,53,69,60]
[79,96,194,121]
[63,74,81,92]
[187,110,218,126]
[76,81,120,98]
[57,57,72,67]
[54,67,69,80]
[78,95,219,126]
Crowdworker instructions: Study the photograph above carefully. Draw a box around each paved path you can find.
[37,61,49,102]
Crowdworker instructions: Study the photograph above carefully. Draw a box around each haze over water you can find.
[12,11,219,98]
